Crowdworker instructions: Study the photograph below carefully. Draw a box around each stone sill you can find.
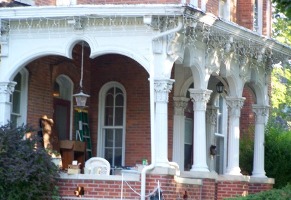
[58,171,140,182]
[250,176,275,184]
[58,168,274,185]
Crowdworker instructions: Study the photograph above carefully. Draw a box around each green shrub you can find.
[265,122,291,188]
[225,184,291,200]
[0,123,60,200]
[239,121,291,188]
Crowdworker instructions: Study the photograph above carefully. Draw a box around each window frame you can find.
[214,95,228,174]
[10,69,28,127]
[97,81,126,167]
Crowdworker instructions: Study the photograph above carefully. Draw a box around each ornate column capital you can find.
[173,96,189,115]
[154,79,175,103]
[252,104,269,124]
[188,89,212,111]
[225,96,245,117]
[0,81,16,95]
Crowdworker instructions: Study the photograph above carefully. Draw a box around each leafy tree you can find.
[0,124,60,200]
[272,0,291,19]
[240,122,291,188]
[272,15,291,46]
[270,66,291,128]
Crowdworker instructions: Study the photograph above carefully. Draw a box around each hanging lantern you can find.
[216,81,224,94]
[73,41,90,109]
[73,90,90,108]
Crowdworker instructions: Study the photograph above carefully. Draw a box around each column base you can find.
[252,171,267,178]
[225,167,241,175]
[190,164,209,172]
[155,161,171,168]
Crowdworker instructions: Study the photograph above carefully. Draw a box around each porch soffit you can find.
[1,4,290,69]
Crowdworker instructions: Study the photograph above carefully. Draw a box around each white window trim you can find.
[97,81,127,166]
[219,0,231,21]
[11,68,28,126]
[214,95,228,174]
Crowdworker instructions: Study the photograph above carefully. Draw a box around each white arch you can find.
[90,46,150,73]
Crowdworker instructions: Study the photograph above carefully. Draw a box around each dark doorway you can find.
[53,98,71,143]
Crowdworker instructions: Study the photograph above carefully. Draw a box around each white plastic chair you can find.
[84,157,111,175]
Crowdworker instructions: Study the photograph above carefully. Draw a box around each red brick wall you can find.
[240,87,255,136]
[57,175,273,199]
[262,0,271,35]
[216,180,249,200]
[237,0,254,30]
[248,182,273,194]
[206,0,219,16]
[35,0,55,6]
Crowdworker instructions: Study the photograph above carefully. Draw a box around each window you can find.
[253,0,262,34]
[219,0,230,20]
[253,0,259,32]
[10,69,28,127]
[98,82,126,167]
[214,95,227,174]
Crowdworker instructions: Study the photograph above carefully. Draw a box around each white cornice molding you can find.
[0,4,185,19]
[0,4,290,57]
[213,19,291,58]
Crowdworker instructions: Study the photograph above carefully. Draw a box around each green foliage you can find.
[239,126,254,176]
[272,15,291,46]
[270,67,291,128]
[0,123,60,200]
[265,122,291,188]
[272,0,291,19]
[239,121,291,188]
[225,184,291,200]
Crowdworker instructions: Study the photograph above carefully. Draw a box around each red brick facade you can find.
[6,0,274,199]
[57,174,272,199]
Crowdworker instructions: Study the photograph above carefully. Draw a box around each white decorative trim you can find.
[154,79,174,103]
[189,89,212,111]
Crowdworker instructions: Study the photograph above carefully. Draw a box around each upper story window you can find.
[219,0,230,21]
[253,0,262,34]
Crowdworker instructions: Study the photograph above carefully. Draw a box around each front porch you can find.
[0,4,290,200]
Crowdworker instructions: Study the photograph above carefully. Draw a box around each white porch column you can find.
[252,104,268,178]
[154,79,174,167]
[0,81,16,125]
[206,106,218,172]
[189,89,212,172]
[172,97,189,169]
[225,97,245,175]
